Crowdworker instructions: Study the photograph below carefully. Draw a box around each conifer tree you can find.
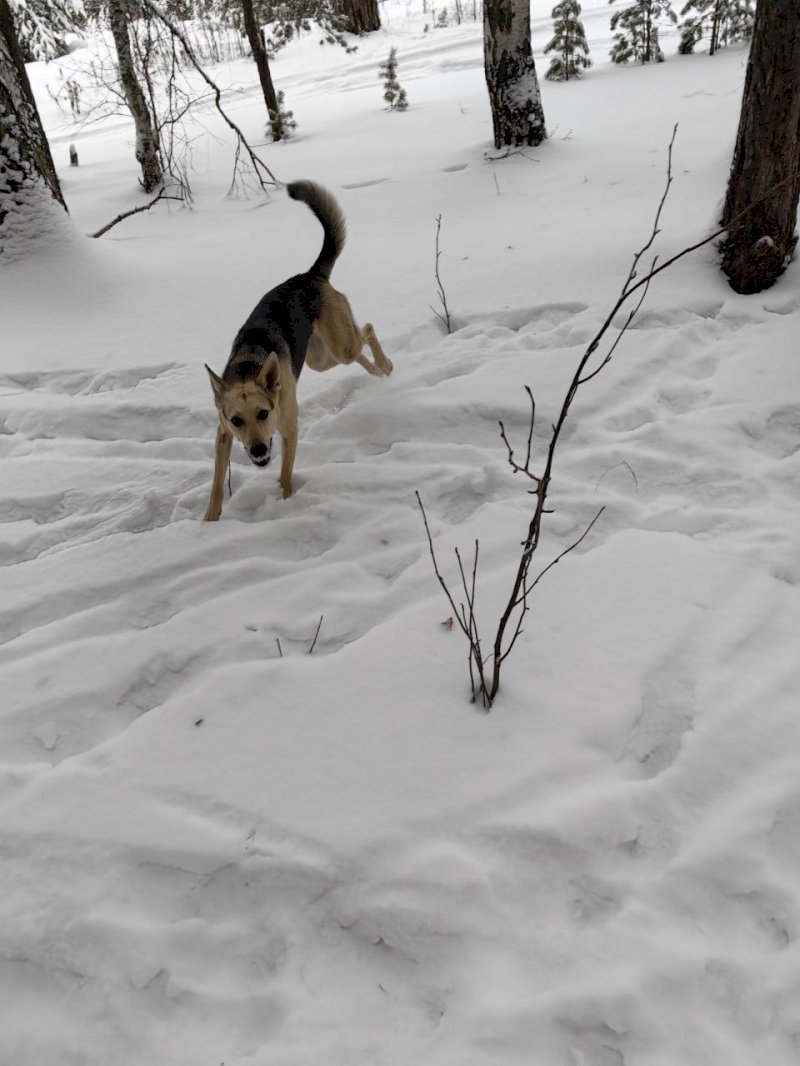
[8,0,83,61]
[379,47,408,111]
[678,0,753,55]
[544,0,591,81]
[609,0,676,64]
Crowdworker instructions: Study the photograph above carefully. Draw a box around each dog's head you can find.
[205,353,281,468]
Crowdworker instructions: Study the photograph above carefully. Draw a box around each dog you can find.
[203,180,393,521]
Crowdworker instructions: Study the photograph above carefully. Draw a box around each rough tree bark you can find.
[0,0,68,257]
[108,0,162,192]
[240,0,281,139]
[339,0,380,34]
[721,0,800,294]
[484,0,546,149]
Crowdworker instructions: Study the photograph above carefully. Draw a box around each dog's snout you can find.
[250,441,268,458]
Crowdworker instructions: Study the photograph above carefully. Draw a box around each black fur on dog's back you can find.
[287,180,346,280]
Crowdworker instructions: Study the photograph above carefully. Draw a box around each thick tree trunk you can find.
[721,0,800,294]
[0,0,69,257]
[108,0,162,192]
[483,0,546,149]
[241,0,281,138]
[340,0,380,34]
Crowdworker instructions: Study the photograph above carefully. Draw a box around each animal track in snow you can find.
[340,178,389,190]
[623,651,696,778]
[0,362,179,396]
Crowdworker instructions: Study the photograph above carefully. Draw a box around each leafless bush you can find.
[417,126,743,709]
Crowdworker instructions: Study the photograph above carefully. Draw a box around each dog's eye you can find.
[257,409,270,421]
[230,415,244,427]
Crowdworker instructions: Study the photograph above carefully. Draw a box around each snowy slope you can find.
[2,6,800,1065]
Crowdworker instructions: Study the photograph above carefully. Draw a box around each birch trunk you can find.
[484,0,546,149]
[721,0,800,294]
[0,0,69,258]
[108,0,162,192]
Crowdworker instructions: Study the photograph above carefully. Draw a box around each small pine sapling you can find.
[544,0,592,81]
[268,90,297,140]
[379,48,409,111]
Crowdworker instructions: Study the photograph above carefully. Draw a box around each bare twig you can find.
[276,637,283,657]
[430,214,453,334]
[416,492,488,702]
[499,385,538,485]
[485,147,540,162]
[308,615,324,655]
[138,0,279,194]
[90,187,183,238]
[595,461,638,493]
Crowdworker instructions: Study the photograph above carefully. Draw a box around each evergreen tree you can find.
[544,0,591,81]
[609,0,676,64]
[9,0,83,61]
[678,0,753,55]
[379,47,408,110]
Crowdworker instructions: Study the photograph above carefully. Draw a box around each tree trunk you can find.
[108,0,162,192]
[644,2,652,61]
[0,0,69,258]
[241,0,281,138]
[709,2,720,54]
[721,0,800,294]
[483,0,546,149]
[339,0,380,34]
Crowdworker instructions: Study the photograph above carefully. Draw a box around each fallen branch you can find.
[90,187,183,238]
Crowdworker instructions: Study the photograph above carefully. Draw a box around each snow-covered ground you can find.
[2,5,800,1064]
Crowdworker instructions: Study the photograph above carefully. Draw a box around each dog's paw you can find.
[203,508,221,522]
[382,357,394,375]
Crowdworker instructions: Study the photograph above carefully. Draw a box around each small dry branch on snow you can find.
[430,214,453,333]
[418,125,797,710]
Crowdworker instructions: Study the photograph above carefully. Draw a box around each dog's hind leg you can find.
[318,286,393,378]
[204,425,232,521]
[361,322,393,376]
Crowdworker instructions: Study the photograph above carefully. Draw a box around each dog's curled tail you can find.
[287,180,346,280]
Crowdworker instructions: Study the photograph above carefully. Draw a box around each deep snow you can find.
[2,4,800,1065]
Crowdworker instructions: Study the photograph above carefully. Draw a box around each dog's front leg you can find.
[280,428,297,499]
[204,424,232,521]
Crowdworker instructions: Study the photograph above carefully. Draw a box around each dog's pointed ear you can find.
[205,364,227,403]
[257,352,281,393]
